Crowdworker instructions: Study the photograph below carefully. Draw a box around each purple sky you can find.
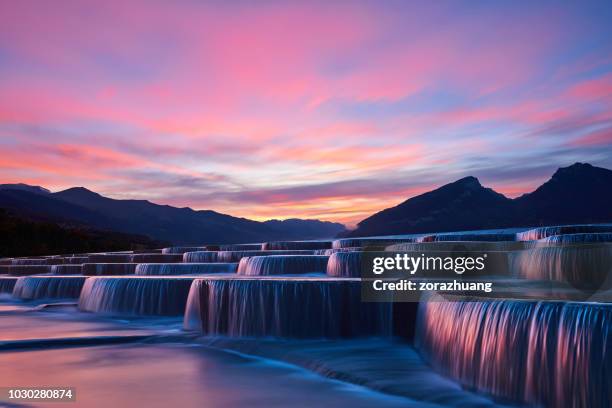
[0,0,610,225]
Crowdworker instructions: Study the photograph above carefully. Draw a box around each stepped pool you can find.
[1,224,610,407]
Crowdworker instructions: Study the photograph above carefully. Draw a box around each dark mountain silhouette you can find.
[349,163,612,237]
[514,163,612,225]
[0,209,165,257]
[0,185,345,244]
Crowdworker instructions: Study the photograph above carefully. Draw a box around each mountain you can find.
[0,209,166,257]
[349,163,612,237]
[0,185,346,244]
[0,183,50,195]
[515,163,612,225]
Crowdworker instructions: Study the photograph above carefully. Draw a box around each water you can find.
[183,251,219,262]
[135,263,238,275]
[79,277,196,316]
[516,224,612,241]
[314,247,362,255]
[237,255,329,276]
[162,246,206,254]
[0,332,420,408]
[387,241,526,251]
[332,237,418,249]
[86,254,133,263]
[184,277,393,338]
[326,252,362,277]
[539,233,612,244]
[509,244,612,290]
[219,243,262,251]
[417,233,517,242]
[81,263,136,275]
[12,276,87,300]
[129,253,183,263]
[3,264,51,275]
[50,264,83,275]
[11,258,62,265]
[415,295,611,406]
[262,240,332,250]
[216,250,315,262]
[0,276,17,293]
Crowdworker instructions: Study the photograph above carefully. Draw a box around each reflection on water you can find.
[0,301,431,408]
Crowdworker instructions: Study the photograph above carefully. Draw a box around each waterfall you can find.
[78,277,195,316]
[183,251,219,263]
[129,254,183,263]
[509,244,612,290]
[415,295,611,407]
[262,241,332,250]
[314,247,362,255]
[516,224,612,241]
[50,264,83,275]
[64,256,90,264]
[135,263,238,275]
[216,250,315,263]
[11,258,63,265]
[219,243,262,251]
[86,254,133,263]
[81,263,136,276]
[5,265,51,276]
[539,233,612,244]
[326,252,362,277]
[12,276,87,299]
[184,277,393,338]
[387,241,526,251]
[236,255,329,276]
[161,246,206,254]
[0,277,17,293]
[417,233,517,242]
[332,237,417,249]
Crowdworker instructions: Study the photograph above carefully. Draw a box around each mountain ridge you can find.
[349,162,612,237]
[0,185,346,244]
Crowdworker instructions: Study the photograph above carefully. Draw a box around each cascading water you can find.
[387,241,526,251]
[538,233,612,244]
[11,258,63,265]
[63,256,90,264]
[50,264,83,275]
[86,254,133,263]
[183,251,219,263]
[12,276,87,299]
[161,246,206,254]
[129,254,183,263]
[417,233,517,242]
[78,276,196,315]
[0,276,17,293]
[332,237,417,249]
[262,241,332,250]
[184,277,393,338]
[135,263,237,275]
[516,224,612,241]
[5,265,51,276]
[509,243,612,290]
[219,243,262,251]
[415,295,611,407]
[326,252,362,278]
[314,247,362,255]
[216,250,315,263]
[81,263,137,276]
[236,255,329,276]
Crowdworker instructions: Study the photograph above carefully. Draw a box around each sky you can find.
[0,0,610,226]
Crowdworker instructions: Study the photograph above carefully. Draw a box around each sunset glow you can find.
[1,0,610,225]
